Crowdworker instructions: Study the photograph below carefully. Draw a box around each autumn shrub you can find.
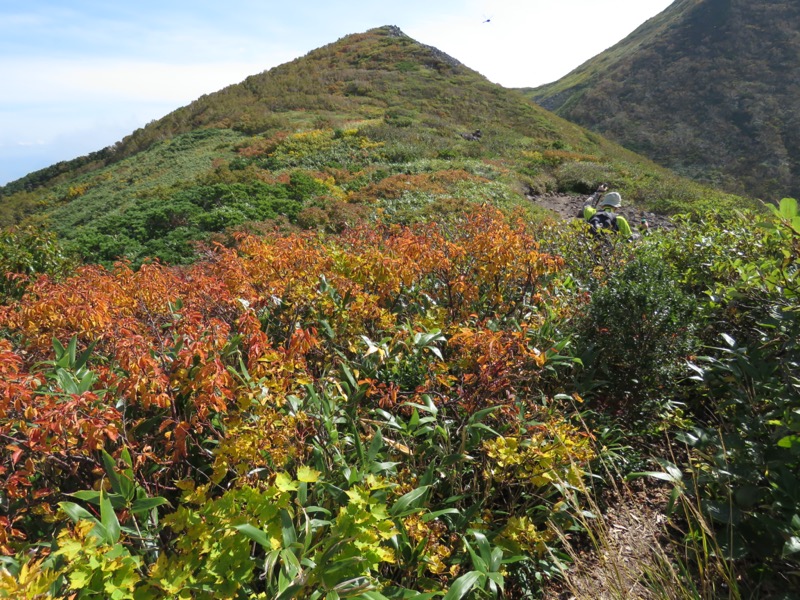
[296,205,330,230]
[0,208,604,598]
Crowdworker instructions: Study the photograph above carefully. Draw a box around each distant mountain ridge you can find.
[522,0,800,201]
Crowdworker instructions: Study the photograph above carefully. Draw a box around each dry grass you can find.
[543,484,671,600]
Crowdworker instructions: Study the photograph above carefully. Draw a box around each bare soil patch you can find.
[528,193,674,231]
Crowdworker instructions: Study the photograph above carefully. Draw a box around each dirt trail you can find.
[528,193,674,231]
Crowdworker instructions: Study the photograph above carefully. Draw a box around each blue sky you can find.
[0,0,673,186]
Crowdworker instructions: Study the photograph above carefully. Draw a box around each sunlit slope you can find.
[0,25,743,265]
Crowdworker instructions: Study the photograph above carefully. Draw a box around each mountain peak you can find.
[1,21,744,260]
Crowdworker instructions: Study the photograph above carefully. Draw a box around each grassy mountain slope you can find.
[0,25,743,266]
[522,0,800,202]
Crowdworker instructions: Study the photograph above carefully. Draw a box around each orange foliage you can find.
[348,170,486,203]
[0,206,566,551]
[236,132,288,158]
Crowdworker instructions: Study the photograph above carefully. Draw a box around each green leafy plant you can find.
[576,247,699,410]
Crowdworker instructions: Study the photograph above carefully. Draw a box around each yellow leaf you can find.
[296,465,320,483]
[376,546,396,563]
[274,472,298,492]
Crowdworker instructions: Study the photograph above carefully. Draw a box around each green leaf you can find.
[319,319,335,340]
[77,370,96,393]
[54,368,77,395]
[66,335,78,366]
[280,509,297,547]
[421,508,460,522]
[73,339,97,371]
[466,540,487,573]
[298,481,308,507]
[339,363,358,394]
[120,446,133,469]
[74,490,129,510]
[666,485,682,515]
[467,422,500,436]
[280,547,302,576]
[778,435,800,449]
[467,406,500,425]
[472,531,492,563]
[442,571,483,600]
[703,501,742,524]
[487,570,505,590]
[653,458,683,482]
[262,549,281,583]
[59,501,97,524]
[234,523,271,548]
[305,505,333,517]
[783,536,800,557]
[52,336,66,362]
[489,546,504,572]
[368,428,383,461]
[100,489,121,544]
[275,584,304,600]
[101,450,124,497]
[779,197,798,220]
[69,490,102,504]
[390,485,430,517]
[130,497,169,515]
[627,470,683,485]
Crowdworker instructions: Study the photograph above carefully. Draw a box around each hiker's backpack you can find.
[587,211,618,235]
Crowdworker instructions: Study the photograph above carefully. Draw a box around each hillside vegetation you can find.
[1,24,797,600]
[2,200,800,598]
[522,0,800,202]
[0,26,743,267]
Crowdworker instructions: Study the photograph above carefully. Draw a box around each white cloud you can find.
[1,57,286,105]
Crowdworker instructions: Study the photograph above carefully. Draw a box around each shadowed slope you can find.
[523,0,800,201]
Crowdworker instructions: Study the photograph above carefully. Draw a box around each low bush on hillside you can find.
[577,247,699,412]
[0,208,601,598]
[0,226,75,303]
[2,192,800,597]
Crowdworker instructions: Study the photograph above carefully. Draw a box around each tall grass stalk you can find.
[543,424,742,600]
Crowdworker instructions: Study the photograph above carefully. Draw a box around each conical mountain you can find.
[0,26,739,266]
[2,25,591,197]
[522,0,800,201]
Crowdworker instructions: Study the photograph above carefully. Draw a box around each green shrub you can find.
[577,247,699,405]
[681,334,800,571]
[555,160,617,194]
[663,201,800,586]
[0,226,75,302]
[65,182,302,265]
